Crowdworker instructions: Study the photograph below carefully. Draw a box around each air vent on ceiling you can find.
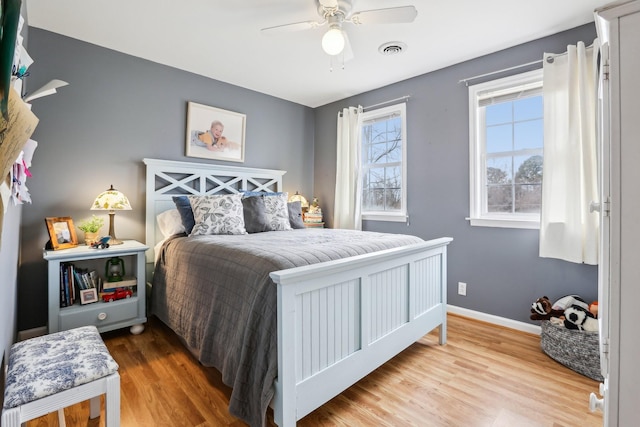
[379,42,407,56]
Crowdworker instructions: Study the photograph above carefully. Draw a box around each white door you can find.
[592,40,612,424]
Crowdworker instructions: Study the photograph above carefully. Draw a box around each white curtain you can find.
[334,106,363,230]
[539,42,599,264]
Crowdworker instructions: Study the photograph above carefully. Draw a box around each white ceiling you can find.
[26,0,611,108]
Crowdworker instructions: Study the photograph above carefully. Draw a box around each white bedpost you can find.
[275,282,296,426]
[439,242,448,345]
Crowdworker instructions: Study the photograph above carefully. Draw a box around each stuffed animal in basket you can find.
[564,305,599,332]
[530,296,565,320]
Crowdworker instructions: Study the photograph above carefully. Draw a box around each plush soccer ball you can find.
[563,305,599,332]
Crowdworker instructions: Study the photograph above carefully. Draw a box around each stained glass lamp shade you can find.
[90,185,131,245]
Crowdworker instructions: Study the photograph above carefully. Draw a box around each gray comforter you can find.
[151,228,423,427]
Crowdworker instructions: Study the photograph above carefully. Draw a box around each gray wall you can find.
[19,23,599,331]
[313,24,599,324]
[19,28,315,330]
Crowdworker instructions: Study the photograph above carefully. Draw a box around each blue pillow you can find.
[172,196,195,234]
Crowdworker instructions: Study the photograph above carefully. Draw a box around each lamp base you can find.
[108,237,124,245]
[107,212,124,245]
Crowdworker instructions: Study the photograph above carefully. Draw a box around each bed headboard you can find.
[144,158,286,262]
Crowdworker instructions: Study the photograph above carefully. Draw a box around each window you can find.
[360,103,407,222]
[468,69,543,229]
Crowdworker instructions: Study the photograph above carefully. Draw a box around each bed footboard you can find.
[269,236,452,426]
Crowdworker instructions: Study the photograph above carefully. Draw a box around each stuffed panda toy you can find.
[564,305,598,332]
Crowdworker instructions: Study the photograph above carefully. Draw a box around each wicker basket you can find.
[540,320,603,381]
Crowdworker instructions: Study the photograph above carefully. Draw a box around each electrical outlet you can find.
[458,282,467,296]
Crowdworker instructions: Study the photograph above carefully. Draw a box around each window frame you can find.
[360,102,408,223]
[468,69,543,229]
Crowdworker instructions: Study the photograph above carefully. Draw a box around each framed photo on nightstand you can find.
[45,217,79,250]
[80,288,98,305]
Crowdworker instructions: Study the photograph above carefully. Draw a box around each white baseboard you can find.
[447,304,541,335]
[17,326,47,341]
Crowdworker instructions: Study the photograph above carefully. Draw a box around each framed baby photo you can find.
[45,217,79,250]
[185,102,246,163]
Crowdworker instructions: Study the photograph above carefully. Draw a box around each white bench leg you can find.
[105,373,121,427]
[89,396,100,419]
[57,408,66,427]
[1,407,20,427]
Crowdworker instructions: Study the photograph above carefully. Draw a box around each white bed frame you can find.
[144,158,452,426]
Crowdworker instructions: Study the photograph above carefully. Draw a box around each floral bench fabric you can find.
[3,325,119,409]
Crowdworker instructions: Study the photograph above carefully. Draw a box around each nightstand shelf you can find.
[44,240,148,334]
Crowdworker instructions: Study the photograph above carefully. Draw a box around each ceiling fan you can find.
[261,0,418,57]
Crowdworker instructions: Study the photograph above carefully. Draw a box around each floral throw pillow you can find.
[263,193,293,231]
[188,194,247,235]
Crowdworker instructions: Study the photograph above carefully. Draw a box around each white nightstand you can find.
[44,240,149,334]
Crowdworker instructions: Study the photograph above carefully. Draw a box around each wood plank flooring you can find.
[26,314,603,426]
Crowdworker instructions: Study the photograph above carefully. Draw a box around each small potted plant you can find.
[78,215,105,246]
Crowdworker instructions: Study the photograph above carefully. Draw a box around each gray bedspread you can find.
[151,228,423,427]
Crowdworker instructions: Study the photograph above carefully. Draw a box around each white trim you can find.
[360,103,407,221]
[447,304,541,335]
[362,212,407,223]
[468,69,544,230]
[467,217,540,229]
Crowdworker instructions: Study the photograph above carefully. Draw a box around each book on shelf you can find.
[59,263,103,308]
[102,276,137,292]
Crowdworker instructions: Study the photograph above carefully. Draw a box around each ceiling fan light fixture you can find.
[322,27,345,55]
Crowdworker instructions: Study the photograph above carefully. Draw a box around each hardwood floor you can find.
[26,314,603,426]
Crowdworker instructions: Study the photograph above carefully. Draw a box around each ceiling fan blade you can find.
[342,31,355,62]
[349,6,418,25]
[261,20,324,35]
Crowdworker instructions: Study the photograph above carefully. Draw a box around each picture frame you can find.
[79,288,98,305]
[45,217,79,250]
[185,102,246,163]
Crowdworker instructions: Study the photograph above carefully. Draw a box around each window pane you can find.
[486,124,513,153]
[368,142,389,164]
[386,138,402,162]
[514,96,542,121]
[486,157,512,182]
[487,184,513,212]
[486,102,512,126]
[514,154,543,184]
[514,119,543,151]
[363,188,385,210]
[385,189,402,210]
[515,184,542,213]
[360,104,405,217]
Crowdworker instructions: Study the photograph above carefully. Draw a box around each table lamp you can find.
[90,185,131,245]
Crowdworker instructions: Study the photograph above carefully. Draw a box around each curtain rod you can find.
[458,59,543,86]
[459,43,595,87]
[363,95,410,111]
[338,95,410,116]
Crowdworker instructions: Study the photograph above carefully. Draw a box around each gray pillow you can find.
[172,196,195,234]
[288,201,305,229]
[242,196,270,233]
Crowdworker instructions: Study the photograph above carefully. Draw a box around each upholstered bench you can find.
[2,325,120,427]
